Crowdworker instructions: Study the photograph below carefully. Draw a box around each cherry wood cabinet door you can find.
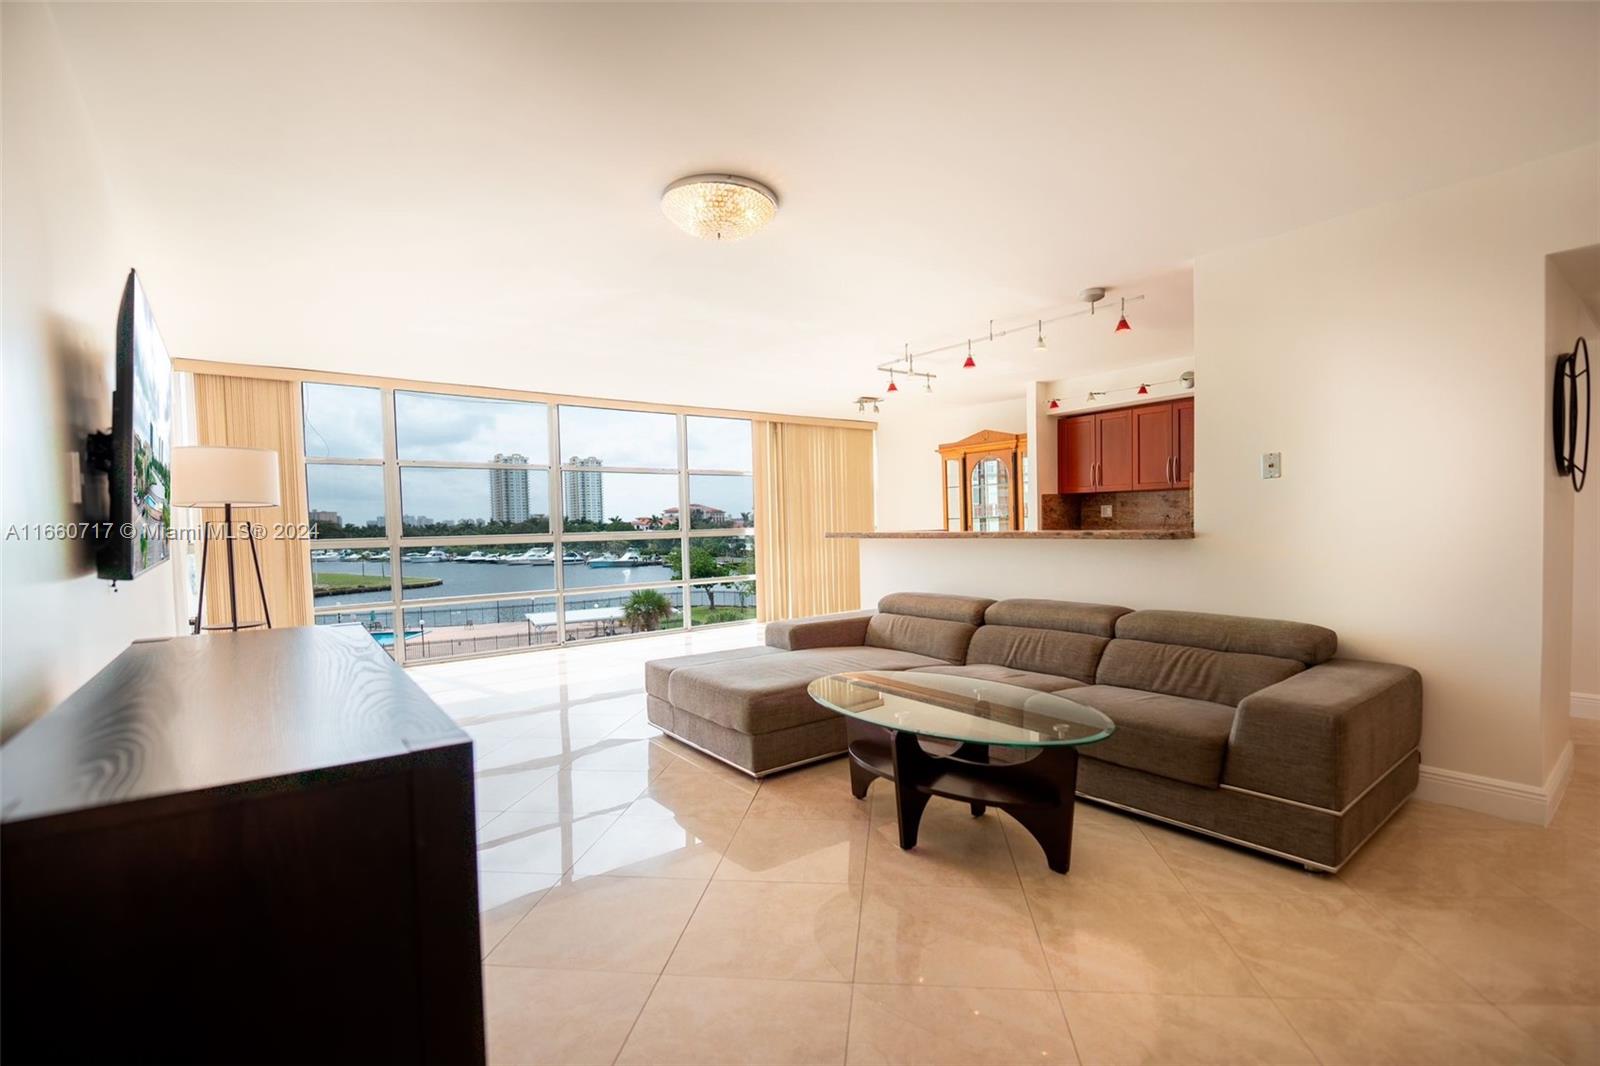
[1174,399,1195,488]
[1096,410,1134,491]
[1133,402,1176,489]
[1058,416,1097,493]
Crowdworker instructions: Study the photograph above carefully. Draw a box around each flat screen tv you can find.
[96,270,173,580]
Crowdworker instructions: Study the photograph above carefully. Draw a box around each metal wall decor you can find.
[1553,335,1589,491]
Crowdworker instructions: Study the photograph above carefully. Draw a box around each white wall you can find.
[865,147,1599,802]
[1543,260,1594,757]
[1547,260,1600,712]
[1,4,183,739]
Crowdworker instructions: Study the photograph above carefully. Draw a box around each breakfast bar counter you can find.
[826,529,1194,540]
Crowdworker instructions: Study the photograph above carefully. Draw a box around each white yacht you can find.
[587,549,644,569]
[503,547,555,565]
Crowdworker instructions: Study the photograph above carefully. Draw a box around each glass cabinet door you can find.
[969,456,1011,532]
[944,459,963,531]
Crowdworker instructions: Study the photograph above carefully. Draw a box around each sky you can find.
[302,384,753,528]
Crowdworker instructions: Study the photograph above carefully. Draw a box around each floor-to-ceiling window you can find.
[305,384,755,664]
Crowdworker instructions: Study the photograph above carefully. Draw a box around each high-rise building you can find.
[564,456,604,524]
[489,453,531,523]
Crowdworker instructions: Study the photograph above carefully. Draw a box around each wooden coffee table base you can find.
[845,719,1081,874]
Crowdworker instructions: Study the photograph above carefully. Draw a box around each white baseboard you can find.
[1416,743,1573,826]
[1573,692,1600,720]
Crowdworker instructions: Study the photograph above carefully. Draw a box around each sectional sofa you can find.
[645,593,1422,870]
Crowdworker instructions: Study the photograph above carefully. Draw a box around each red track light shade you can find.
[963,355,976,369]
[1047,398,1060,410]
[1137,384,1149,395]
[886,379,898,393]
[1115,297,1131,332]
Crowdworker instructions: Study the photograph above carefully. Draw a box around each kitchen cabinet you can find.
[1058,398,1193,493]
[1097,409,1134,491]
[1174,398,1195,488]
[1058,417,1097,494]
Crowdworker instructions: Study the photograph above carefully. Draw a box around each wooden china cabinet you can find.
[937,430,1029,532]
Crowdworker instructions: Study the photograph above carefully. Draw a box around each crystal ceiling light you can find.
[661,174,779,242]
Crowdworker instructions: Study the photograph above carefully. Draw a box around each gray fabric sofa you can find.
[645,592,1422,870]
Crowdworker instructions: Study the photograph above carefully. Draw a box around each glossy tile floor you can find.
[413,628,1600,1066]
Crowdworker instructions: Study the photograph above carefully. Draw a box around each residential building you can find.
[563,455,604,524]
[487,453,530,524]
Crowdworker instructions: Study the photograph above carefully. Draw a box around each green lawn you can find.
[313,573,442,597]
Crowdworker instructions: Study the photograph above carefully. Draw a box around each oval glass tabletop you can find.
[807,670,1115,748]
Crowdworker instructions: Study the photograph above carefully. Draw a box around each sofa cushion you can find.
[1113,609,1337,666]
[1066,685,1238,788]
[645,646,784,701]
[764,610,874,651]
[1096,639,1304,706]
[909,663,1086,693]
[985,598,1132,638]
[878,592,994,626]
[965,626,1109,684]
[666,646,947,736]
[865,613,976,663]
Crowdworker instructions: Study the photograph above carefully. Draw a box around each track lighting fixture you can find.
[1050,373,1193,412]
[855,395,883,414]
[867,288,1145,385]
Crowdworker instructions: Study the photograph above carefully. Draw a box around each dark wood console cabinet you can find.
[1058,398,1192,494]
[0,625,484,1065]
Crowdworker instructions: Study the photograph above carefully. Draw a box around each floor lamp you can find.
[173,446,282,634]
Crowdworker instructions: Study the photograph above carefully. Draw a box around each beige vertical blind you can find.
[753,421,874,621]
[193,374,313,628]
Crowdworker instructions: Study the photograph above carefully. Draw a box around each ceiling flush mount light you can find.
[661,174,778,242]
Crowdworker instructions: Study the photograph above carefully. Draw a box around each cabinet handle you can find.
[1168,456,1174,483]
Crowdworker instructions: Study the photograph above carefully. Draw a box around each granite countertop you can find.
[825,529,1195,540]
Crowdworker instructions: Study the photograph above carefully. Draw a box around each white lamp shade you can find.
[172,446,281,508]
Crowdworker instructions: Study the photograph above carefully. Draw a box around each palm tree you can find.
[622,589,673,632]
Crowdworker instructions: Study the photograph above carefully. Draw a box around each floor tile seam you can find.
[1256,993,1333,1066]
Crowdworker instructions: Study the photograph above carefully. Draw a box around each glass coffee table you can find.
[807,671,1115,873]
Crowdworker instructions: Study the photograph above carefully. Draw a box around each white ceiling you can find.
[49,2,1599,417]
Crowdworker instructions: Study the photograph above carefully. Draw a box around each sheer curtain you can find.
[753,421,874,621]
[192,373,314,628]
